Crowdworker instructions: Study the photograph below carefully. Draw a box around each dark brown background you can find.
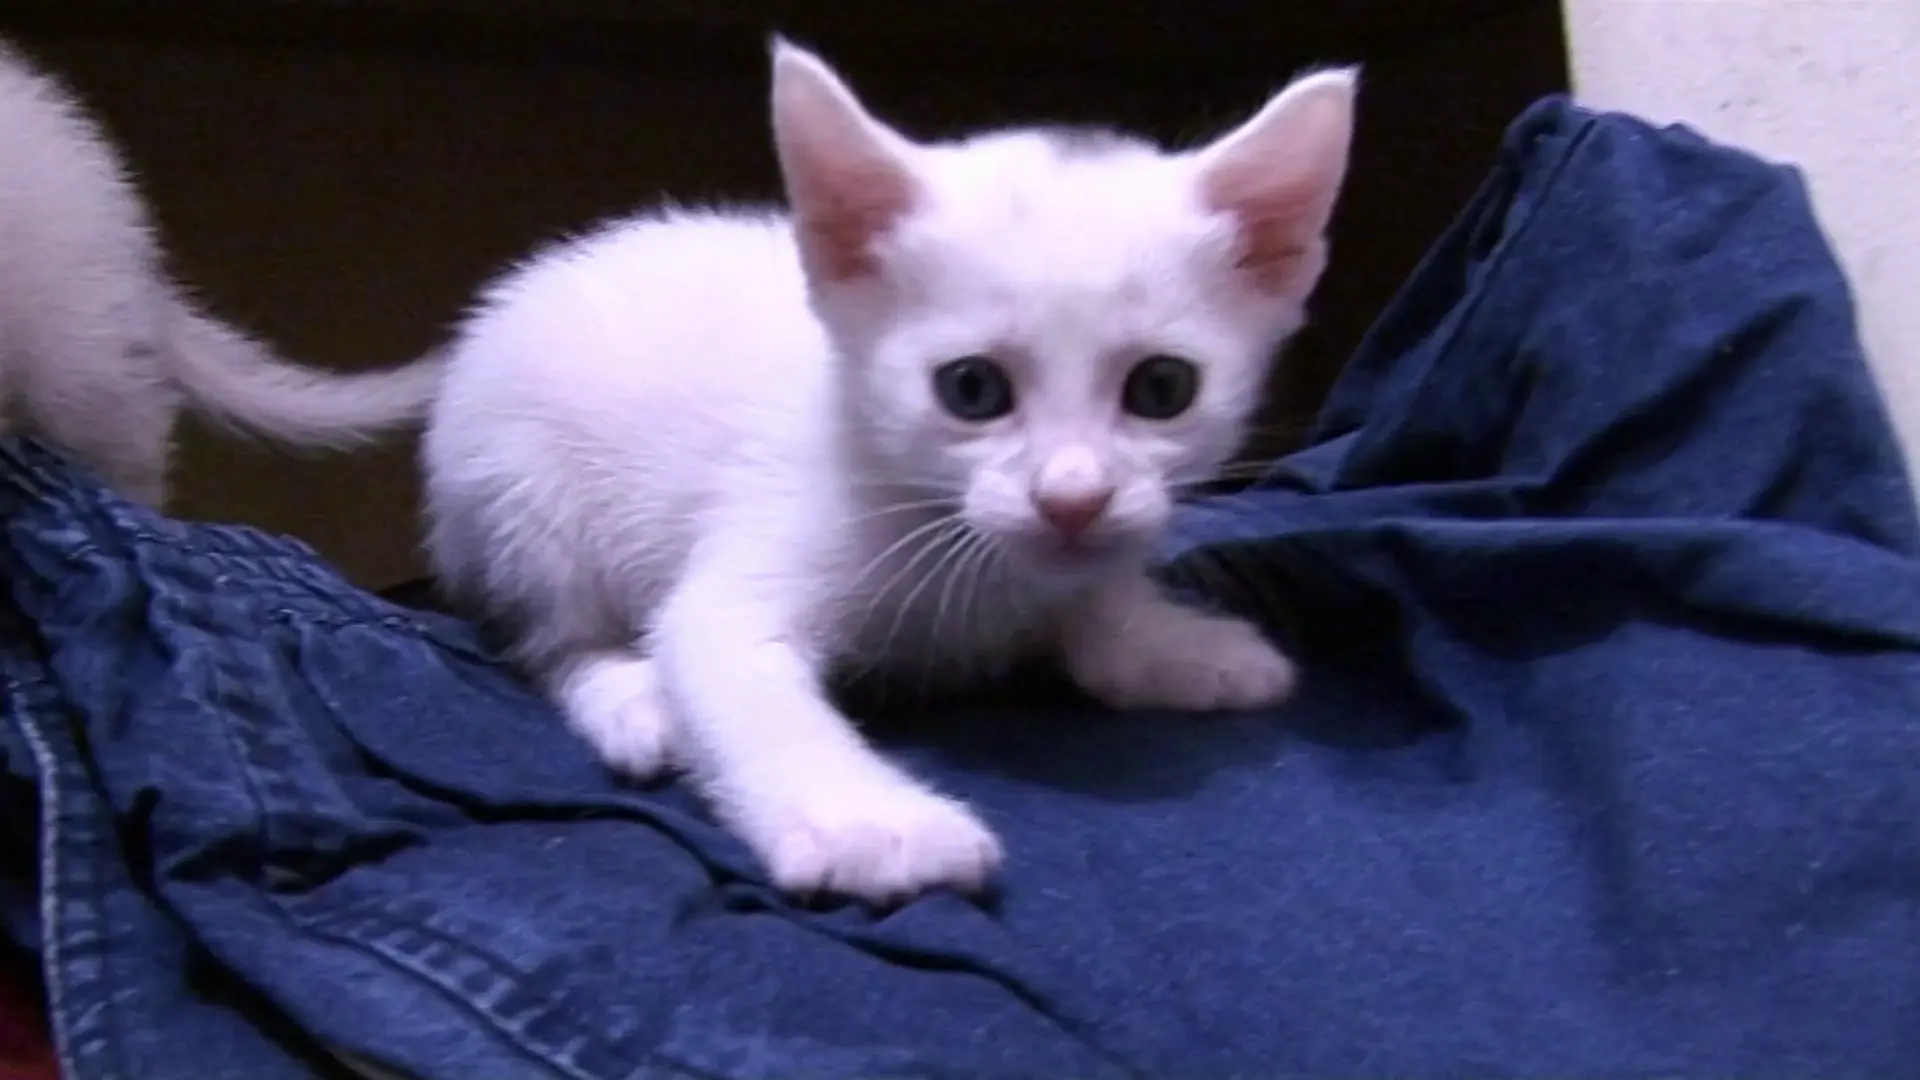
[0,0,1568,588]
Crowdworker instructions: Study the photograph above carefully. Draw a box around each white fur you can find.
[422,40,1357,902]
[0,40,441,505]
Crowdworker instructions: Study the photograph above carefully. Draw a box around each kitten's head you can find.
[769,40,1355,586]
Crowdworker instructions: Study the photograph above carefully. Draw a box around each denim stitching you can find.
[2,662,128,1080]
[288,897,706,1080]
[0,439,694,1079]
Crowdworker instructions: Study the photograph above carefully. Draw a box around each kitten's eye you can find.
[932,356,1015,422]
[1122,354,1201,420]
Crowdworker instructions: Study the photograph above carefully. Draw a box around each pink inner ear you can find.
[795,159,917,283]
[1203,166,1329,294]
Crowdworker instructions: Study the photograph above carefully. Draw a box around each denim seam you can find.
[287,898,707,1080]
[14,444,817,1078]
[195,613,685,1080]
[4,676,129,1080]
[6,565,534,1080]
[264,609,490,661]
[11,528,606,1080]
[195,695,684,1080]
[7,699,82,1080]
[44,537,463,644]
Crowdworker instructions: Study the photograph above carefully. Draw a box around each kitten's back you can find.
[422,207,839,661]
[441,207,830,480]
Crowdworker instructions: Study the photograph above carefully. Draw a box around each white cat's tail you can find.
[167,306,444,447]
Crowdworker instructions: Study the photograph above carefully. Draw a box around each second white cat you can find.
[0,39,442,505]
[422,41,1356,902]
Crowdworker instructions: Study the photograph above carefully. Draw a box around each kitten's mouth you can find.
[1021,533,1135,575]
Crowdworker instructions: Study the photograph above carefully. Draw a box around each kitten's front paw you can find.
[734,777,1003,904]
[558,653,676,778]
[1068,609,1298,712]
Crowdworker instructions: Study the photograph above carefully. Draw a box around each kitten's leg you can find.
[550,648,676,778]
[1060,570,1298,711]
[654,549,1001,902]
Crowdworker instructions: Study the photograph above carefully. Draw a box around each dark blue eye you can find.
[1122,354,1200,420]
[932,356,1015,421]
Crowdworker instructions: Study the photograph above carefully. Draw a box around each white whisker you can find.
[841,517,970,684]
[839,495,961,528]
[842,511,965,597]
[949,530,1006,686]
[877,526,970,679]
[928,527,999,689]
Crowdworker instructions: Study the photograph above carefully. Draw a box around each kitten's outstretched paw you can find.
[558,653,676,778]
[1069,610,1298,712]
[736,778,1003,904]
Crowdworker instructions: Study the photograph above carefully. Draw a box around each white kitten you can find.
[0,40,441,505]
[422,41,1355,902]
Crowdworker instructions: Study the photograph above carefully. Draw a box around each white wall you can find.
[1563,0,1920,476]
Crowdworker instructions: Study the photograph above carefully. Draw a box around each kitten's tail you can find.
[167,306,444,448]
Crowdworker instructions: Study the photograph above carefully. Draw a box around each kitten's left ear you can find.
[1194,66,1358,297]
[769,38,921,284]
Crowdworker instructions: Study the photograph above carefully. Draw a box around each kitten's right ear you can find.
[1193,66,1358,299]
[769,38,920,284]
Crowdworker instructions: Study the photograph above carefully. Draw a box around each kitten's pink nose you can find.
[1033,489,1114,540]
